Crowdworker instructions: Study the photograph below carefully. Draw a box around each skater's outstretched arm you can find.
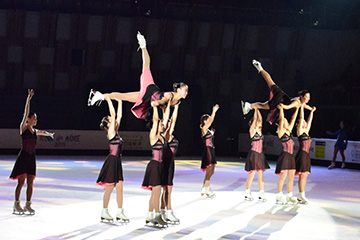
[35,129,55,138]
[115,99,123,131]
[162,100,172,129]
[277,106,285,138]
[249,108,259,138]
[201,104,220,134]
[305,106,316,133]
[165,103,180,141]
[149,103,160,146]
[20,89,34,134]
[288,106,300,132]
[105,95,116,139]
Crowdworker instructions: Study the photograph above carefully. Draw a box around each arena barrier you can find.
[0,129,150,151]
[238,133,360,164]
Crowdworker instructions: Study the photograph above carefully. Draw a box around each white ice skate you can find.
[241,101,252,115]
[286,192,297,204]
[276,192,287,205]
[166,210,180,225]
[153,212,168,228]
[116,208,129,222]
[245,189,254,201]
[87,89,104,106]
[137,31,146,49]
[145,211,154,225]
[297,192,308,205]
[341,162,346,169]
[24,201,35,215]
[13,201,24,215]
[200,186,207,197]
[252,59,263,72]
[258,191,267,202]
[101,208,113,222]
[206,186,216,198]
[328,162,335,169]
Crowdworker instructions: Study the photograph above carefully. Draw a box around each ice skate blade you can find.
[297,199,308,205]
[245,197,254,201]
[116,218,130,223]
[87,89,94,106]
[100,217,114,223]
[12,211,24,215]
[166,220,180,225]
[258,198,267,202]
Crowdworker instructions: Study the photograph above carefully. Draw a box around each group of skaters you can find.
[9,32,348,227]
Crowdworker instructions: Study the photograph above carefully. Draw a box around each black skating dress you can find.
[295,133,311,176]
[245,133,270,172]
[10,129,37,180]
[201,129,216,172]
[142,139,165,190]
[162,137,179,187]
[96,133,124,189]
[275,133,296,175]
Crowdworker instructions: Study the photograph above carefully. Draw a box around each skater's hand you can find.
[213,104,220,111]
[27,89,34,100]
[311,106,316,112]
[277,103,284,109]
[49,132,55,139]
[151,101,159,107]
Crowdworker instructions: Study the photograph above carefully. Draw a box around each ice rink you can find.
[0,155,359,240]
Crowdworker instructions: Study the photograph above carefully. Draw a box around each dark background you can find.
[0,0,359,156]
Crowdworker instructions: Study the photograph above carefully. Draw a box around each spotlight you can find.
[299,9,304,14]
[313,21,319,26]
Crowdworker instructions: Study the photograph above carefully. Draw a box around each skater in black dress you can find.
[142,102,168,227]
[296,104,316,204]
[244,107,270,202]
[241,60,313,124]
[10,89,54,215]
[200,104,220,197]
[275,104,299,205]
[161,102,180,224]
[96,95,128,222]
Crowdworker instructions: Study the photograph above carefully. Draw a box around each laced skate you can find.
[100,208,113,222]
[145,211,154,225]
[116,208,129,223]
[244,190,254,201]
[137,31,146,50]
[252,59,263,72]
[88,89,104,106]
[166,210,180,225]
[200,186,207,197]
[276,192,287,205]
[241,101,252,115]
[258,191,267,202]
[13,201,24,215]
[297,192,308,205]
[286,193,297,204]
[206,186,216,198]
[152,212,168,228]
[24,201,35,215]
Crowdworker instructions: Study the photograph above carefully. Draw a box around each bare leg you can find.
[142,48,150,73]
[298,174,308,192]
[277,171,287,193]
[339,150,345,163]
[26,176,35,202]
[286,170,296,193]
[15,176,25,201]
[203,164,215,187]
[245,171,255,189]
[106,92,139,103]
[103,185,115,208]
[250,102,270,110]
[166,186,172,210]
[257,170,264,191]
[115,182,123,208]
[151,186,161,213]
[260,70,275,89]
[160,186,166,209]
[332,147,339,164]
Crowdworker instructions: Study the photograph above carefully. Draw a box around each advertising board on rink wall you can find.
[0,129,150,151]
[238,133,360,164]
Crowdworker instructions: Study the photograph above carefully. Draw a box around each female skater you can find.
[88,32,188,120]
[244,107,270,202]
[275,104,299,205]
[96,95,129,222]
[200,104,220,197]
[142,102,168,227]
[161,103,180,224]
[10,89,54,215]
[327,120,348,169]
[296,104,316,204]
[242,60,312,124]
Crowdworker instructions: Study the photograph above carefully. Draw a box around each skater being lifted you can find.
[88,32,188,120]
[10,89,55,215]
[96,95,129,223]
[242,60,313,124]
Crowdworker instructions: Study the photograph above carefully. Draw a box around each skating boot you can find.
[241,101,252,115]
[286,192,297,204]
[297,192,308,205]
[145,211,153,224]
[24,201,35,215]
[116,208,129,222]
[88,89,104,106]
[206,186,216,198]
[252,59,264,73]
[137,31,146,49]
[153,212,168,227]
[100,208,113,222]
[341,162,346,169]
[160,209,166,221]
[244,189,254,201]
[258,190,267,202]
[13,201,24,215]
[328,162,335,169]
[200,186,207,197]
[166,209,180,224]
[276,192,287,205]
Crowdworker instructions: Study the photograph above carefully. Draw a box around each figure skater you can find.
[200,104,220,197]
[242,60,312,124]
[327,120,348,169]
[295,104,316,204]
[244,107,270,202]
[142,102,168,227]
[96,95,129,222]
[88,32,188,120]
[275,104,299,205]
[160,103,180,224]
[10,89,55,215]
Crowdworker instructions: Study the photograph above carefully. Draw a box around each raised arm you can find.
[202,104,220,132]
[152,93,172,108]
[166,103,180,140]
[297,104,305,136]
[162,100,172,129]
[305,106,316,133]
[280,98,301,110]
[277,105,285,137]
[105,95,116,138]
[115,99,123,131]
[249,108,258,137]
[288,106,300,132]
[149,103,160,145]
[36,129,55,139]
[20,89,34,134]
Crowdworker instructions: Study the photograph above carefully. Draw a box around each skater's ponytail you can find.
[100,116,110,131]
[173,82,188,92]
[298,89,309,97]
